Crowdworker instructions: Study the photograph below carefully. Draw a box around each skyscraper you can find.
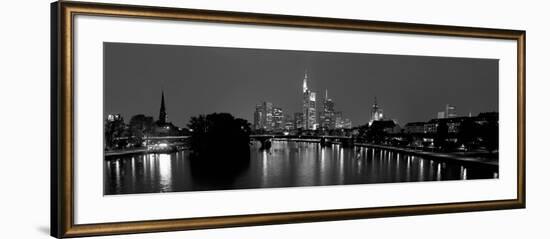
[284,114,294,131]
[445,104,457,118]
[320,89,335,129]
[334,111,343,129]
[294,112,303,130]
[263,102,274,130]
[437,104,458,119]
[272,107,284,131]
[302,71,318,130]
[253,104,264,130]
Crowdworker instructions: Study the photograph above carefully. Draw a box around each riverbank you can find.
[267,138,497,168]
[105,146,188,158]
[357,143,498,168]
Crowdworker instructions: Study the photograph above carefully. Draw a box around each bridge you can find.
[113,135,190,141]
[250,134,356,148]
[143,136,189,140]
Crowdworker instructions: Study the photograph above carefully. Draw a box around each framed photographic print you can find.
[51,1,526,238]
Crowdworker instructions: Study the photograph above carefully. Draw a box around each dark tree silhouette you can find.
[434,121,448,150]
[187,113,251,183]
[458,119,476,150]
[128,114,154,146]
[479,120,499,152]
[105,117,126,150]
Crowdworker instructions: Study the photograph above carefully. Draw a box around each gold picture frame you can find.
[51,1,525,237]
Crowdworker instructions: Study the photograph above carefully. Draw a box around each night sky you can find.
[104,42,498,128]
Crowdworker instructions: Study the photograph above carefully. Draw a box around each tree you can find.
[434,121,448,150]
[458,119,475,150]
[479,120,498,152]
[105,117,126,150]
[128,114,154,146]
[187,113,251,179]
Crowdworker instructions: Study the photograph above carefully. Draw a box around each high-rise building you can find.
[437,104,458,119]
[302,71,318,130]
[284,114,294,131]
[334,111,343,129]
[320,89,335,129]
[445,104,457,118]
[342,118,352,129]
[369,97,384,125]
[262,101,273,131]
[294,112,303,130]
[253,104,264,130]
[272,107,284,130]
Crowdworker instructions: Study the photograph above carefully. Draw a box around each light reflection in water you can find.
[396,154,400,181]
[158,154,172,192]
[461,166,468,180]
[406,156,411,181]
[105,141,498,195]
[114,160,120,188]
[437,163,442,181]
[338,147,344,184]
[419,158,424,181]
[261,150,268,187]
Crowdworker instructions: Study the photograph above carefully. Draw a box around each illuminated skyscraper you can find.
[294,112,303,130]
[272,107,284,130]
[445,104,457,118]
[284,114,294,131]
[263,102,273,131]
[320,89,335,129]
[334,111,343,129]
[436,104,458,119]
[302,71,318,130]
[253,104,263,130]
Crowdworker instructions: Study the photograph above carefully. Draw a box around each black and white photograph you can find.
[103,42,499,195]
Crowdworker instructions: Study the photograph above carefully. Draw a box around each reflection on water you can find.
[104,141,497,195]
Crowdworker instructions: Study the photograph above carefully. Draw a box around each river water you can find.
[104,141,497,195]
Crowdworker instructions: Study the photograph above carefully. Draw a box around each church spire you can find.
[159,90,167,124]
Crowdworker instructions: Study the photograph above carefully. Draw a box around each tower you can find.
[369,97,384,125]
[158,91,167,124]
[302,70,308,93]
[301,70,317,130]
[321,89,335,129]
[445,104,457,118]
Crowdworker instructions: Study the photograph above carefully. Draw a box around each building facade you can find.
[272,107,284,131]
[294,112,303,130]
[253,104,264,130]
[302,71,318,130]
[320,89,335,129]
[445,104,457,118]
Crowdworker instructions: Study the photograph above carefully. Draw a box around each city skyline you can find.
[103,42,500,195]
[253,70,353,131]
[104,42,498,128]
